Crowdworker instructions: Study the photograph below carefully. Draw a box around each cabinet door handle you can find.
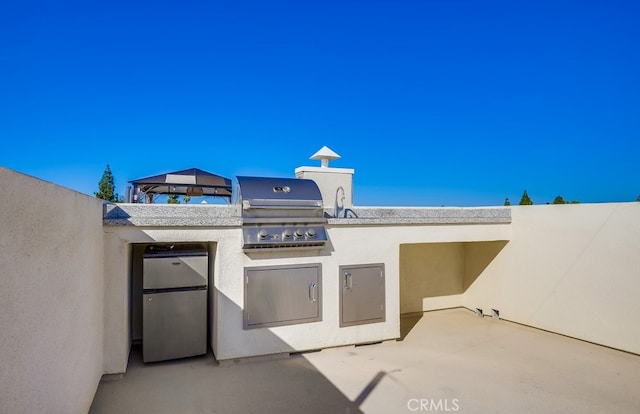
[344,272,352,290]
[309,282,317,302]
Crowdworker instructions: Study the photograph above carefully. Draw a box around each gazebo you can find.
[129,168,233,203]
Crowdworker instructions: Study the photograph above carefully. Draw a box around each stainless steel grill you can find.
[236,176,328,251]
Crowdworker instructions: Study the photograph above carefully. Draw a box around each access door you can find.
[340,263,385,327]
[244,263,322,329]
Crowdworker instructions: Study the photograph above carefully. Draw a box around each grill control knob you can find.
[258,229,268,240]
[305,228,316,239]
[282,229,292,239]
[294,229,304,239]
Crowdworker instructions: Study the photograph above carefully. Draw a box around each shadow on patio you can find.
[90,344,362,414]
[91,308,640,414]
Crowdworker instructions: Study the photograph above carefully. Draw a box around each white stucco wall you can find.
[4,162,637,409]
[0,167,105,413]
[103,220,511,363]
[295,166,355,211]
[216,222,510,360]
[102,232,131,374]
[399,240,508,313]
[102,201,640,369]
[101,227,240,367]
[463,203,640,354]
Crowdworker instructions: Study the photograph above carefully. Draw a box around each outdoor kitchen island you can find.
[103,200,511,374]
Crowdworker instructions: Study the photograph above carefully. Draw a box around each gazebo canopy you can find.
[129,168,232,202]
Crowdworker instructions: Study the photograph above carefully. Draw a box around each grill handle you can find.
[243,199,322,210]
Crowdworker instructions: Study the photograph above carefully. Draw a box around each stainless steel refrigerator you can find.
[142,244,208,363]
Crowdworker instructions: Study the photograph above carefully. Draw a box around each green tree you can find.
[552,195,567,204]
[167,194,180,204]
[519,190,533,205]
[504,197,511,206]
[95,164,122,202]
[182,195,191,204]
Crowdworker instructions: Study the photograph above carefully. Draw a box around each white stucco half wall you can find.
[463,203,640,354]
[0,167,106,413]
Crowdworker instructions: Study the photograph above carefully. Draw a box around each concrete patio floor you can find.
[90,308,640,413]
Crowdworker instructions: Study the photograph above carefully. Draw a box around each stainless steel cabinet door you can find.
[244,264,322,329]
[340,263,385,327]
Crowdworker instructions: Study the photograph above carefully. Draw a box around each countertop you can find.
[103,204,511,227]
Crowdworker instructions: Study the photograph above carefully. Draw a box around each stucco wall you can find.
[102,201,640,366]
[103,221,511,364]
[399,240,508,314]
[217,223,510,360]
[400,243,465,313]
[463,203,640,354]
[0,167,105,413]
[102,232,131,374]
[4,162,637,409]
[296,167,354,211]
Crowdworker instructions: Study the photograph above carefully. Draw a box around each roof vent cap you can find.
[310,146,341,168]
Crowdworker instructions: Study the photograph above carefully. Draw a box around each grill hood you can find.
[237,176,324,219]
[236,176,328,251]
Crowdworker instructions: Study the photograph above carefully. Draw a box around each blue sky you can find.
[1,0,638,206]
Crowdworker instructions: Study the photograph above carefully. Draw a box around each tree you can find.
[519,190,533,205]
[167,194,180,204]
[552,195,567,204]
[182,195,191,204]
[504,197,511,206]
[95,164,122,202]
